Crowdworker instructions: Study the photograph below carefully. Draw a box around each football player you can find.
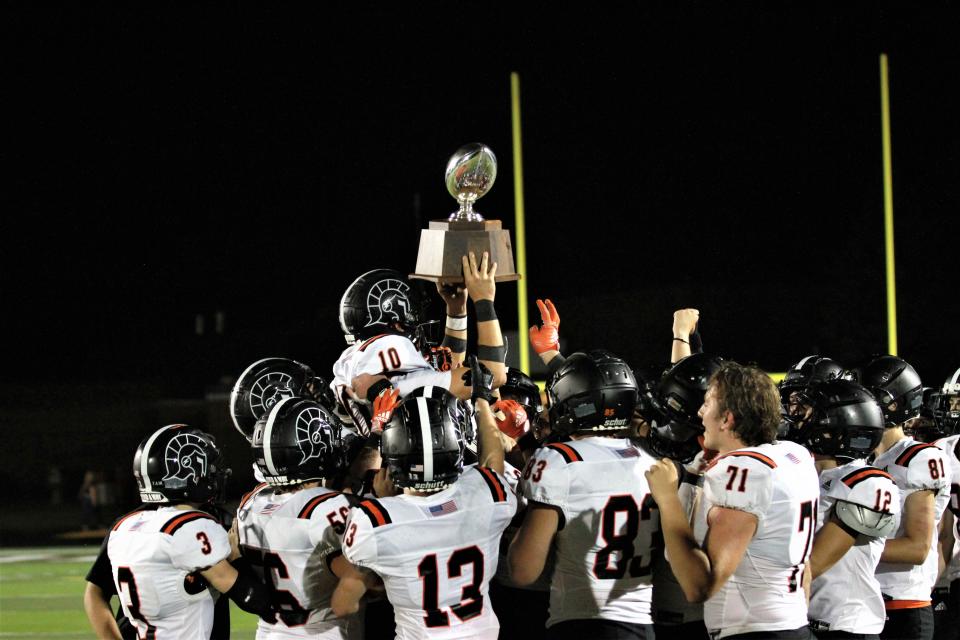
[235,397,362,638]
[331,356,518,639]
[647,361,820,639]
[641,353,724,640]
[930,368,960,640]
[333,253,506,435]
[106,425,275,639]
[509,350,659,639]
[851,356,951,640]
[781,378,900,638]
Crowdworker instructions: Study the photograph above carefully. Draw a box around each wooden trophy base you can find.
[410,219,521,284]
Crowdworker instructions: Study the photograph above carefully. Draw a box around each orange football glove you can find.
[492,399,529,440]
[529,298,560,355]
[370,388,400,435]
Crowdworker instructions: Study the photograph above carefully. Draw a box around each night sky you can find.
[6,3,958,398]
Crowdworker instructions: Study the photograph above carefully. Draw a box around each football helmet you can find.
[381,391,466,492]
[780,356,843,408]
[844,355,923,427]
[547,351,638,437]
[230,357,330,442]
[499,367,544,417]
[932,368,960,436]
[642,354,723,463]
[339,269,433,346]
[781,379,885,458]
[251,398,345,487]
[133,425,230,505]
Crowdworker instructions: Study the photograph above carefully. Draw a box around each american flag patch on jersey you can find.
[259,503,283,516]
[785,452,802,464]
[425,500,458,517]
[616,447,640,458]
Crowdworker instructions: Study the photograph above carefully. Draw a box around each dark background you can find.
[4,3,958,527]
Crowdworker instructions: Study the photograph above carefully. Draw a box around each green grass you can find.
[0,547,260,638]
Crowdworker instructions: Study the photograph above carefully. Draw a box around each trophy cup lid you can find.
[444,143,497,222]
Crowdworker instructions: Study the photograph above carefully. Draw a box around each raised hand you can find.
[463,251,497,303]
[529,298,560,354]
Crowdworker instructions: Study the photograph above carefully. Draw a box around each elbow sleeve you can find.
[226,563,276,622]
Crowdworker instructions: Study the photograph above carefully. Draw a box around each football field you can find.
[0,547,260,638]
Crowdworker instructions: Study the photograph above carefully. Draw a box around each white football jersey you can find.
[108,506,230,639]
[652,469,704,626]
[235,484,361,639]
[520,437,660,627]
[330,334,449,432]
[342,466,517,639]
[694,441,820,638]
[809,461,901,634]
[873,437,951,601]
[935,434,960,582]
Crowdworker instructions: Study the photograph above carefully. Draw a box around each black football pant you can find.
[546,618,654,639]
[880,606,934,640]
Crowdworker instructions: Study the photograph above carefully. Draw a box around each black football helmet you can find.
[844,355,923,427]
[230,357,330,442]
[780,356,843,407]
[381,391,466,492]
[133,425,230,505]
[339,269,435,347]
[547,351,638,437]
[642,354,723,462]
[251,398,345,487]
[781,379,885,458]
[499,367,544,417]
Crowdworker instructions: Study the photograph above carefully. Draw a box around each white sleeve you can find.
[393,369,453,397]
[341,502,382,573]
[519,446,573,525]
[167,516,230,572]
[703,455,774,521]
[902,446,951,495]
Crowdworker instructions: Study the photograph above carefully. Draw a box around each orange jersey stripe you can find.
[842,468,893,488]
[239,483,267,511]
[724,451,777,468]
[358,334,390,352]
[478,467,507,502]
[885,599,931,610]
[111,509,145,532]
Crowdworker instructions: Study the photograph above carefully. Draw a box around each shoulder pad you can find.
[544,442,584,464]
[475,466,509,503]
[704,451,775,518]
[297,491,344,520]
[895,442,941,467]
[355,498,393,528]
[161,511,219,536]
[834,499,897,538]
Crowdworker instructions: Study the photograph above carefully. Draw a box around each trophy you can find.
[411,143,520,284]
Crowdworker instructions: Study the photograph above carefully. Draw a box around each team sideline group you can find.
[83,252,960,640]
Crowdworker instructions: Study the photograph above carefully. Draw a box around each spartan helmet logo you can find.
[295,405,332,466]
[163,433,209,485]
[365,277,412,328]
[249,371,296,418]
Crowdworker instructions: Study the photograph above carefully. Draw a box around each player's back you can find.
[520,437,660,627]
[237,484,359,639]
[809,460,900,634]
[696,440,820,638]
[108,506,229,639]
[342,466,517,639]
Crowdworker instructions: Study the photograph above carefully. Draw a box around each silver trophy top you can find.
[444,143,497,221]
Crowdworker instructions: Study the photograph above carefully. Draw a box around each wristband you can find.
[673,337,689,344]
[474,299,497,322]
[445,314,468,331]
[442,335,467,352]
[477,344,507,363]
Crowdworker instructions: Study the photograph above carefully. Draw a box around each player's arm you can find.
[810,517,856,579]
[881,489,936,564]
[647,458,757,603]
[508,501,560,586]
[201,558,276,621]
[938,509,955,579]
[437,282,468,369]
[83,582,122,640]
[671,308,698,363]
[463,354,506,475]
[331,558,381,617]
[448,252,506,400]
